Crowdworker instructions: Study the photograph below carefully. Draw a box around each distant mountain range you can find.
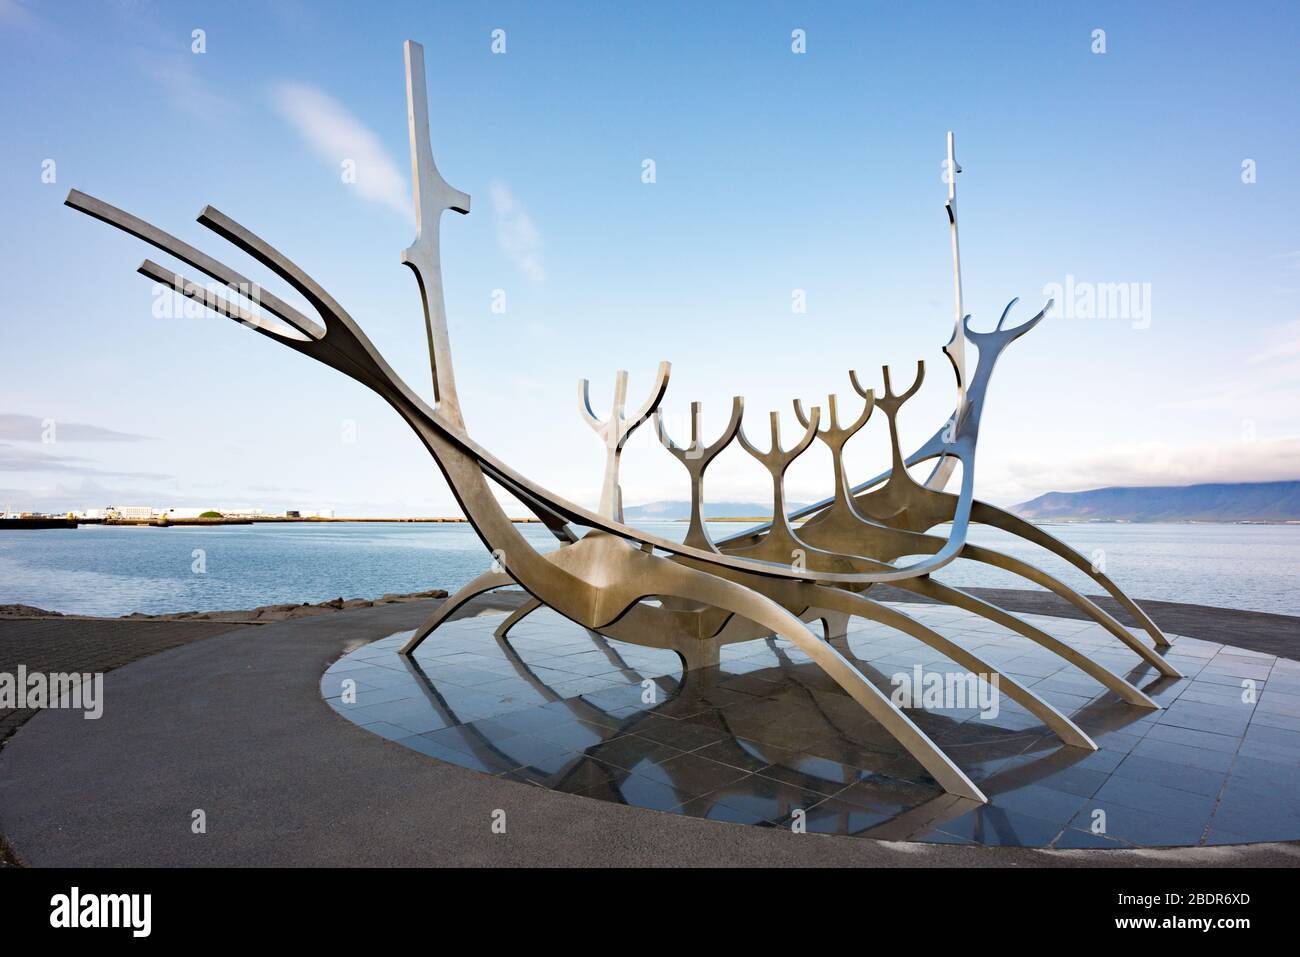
[1011,480,1300,523]
[623,500,806,521]
[626,482,1300,524]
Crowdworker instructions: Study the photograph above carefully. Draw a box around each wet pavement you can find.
[325,604,1300,848]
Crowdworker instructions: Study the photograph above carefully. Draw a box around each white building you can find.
[162,507,207,520]
[113,506,155,520]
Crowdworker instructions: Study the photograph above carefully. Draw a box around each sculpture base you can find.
[323,604,1300,847]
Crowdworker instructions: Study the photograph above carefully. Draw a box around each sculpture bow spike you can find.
[400,40,471,429]
[962,296,1054,345]
[945,131,967,414]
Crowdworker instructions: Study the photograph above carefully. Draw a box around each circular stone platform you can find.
[322,603,1300,848]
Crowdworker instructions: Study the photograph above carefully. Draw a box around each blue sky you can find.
[2,0,1298,517]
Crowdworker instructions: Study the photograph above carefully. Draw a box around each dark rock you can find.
[0,604,64,619]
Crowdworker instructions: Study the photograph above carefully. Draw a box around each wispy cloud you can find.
[489,181,545,281]
[1152,319,1300,414]
[981,435,1300,504]
[0,0,41,29]
[1248,319,1300,365]
[985,321,1300,503]
[0,444,169,480]
[0,414,153,443]
[0,479,177,513]
[270,81,410,220]
[136,47,239,122]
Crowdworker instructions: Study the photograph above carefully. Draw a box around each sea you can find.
[1,521,1297,619]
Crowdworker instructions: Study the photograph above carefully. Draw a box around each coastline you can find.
[0,588,452,625]
[0,516,543,529]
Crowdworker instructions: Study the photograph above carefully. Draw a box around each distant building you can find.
[162,507,206,520]
[221,508,265,519]
[113,506,154,520]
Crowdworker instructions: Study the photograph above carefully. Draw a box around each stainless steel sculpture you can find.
[66,41,1177,805]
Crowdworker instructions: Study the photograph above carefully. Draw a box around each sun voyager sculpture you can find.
[66,41,1179,803]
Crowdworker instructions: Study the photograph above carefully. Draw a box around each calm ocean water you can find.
[1,521,1297,618]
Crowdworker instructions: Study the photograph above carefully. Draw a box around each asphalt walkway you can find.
[1,591,1296,866]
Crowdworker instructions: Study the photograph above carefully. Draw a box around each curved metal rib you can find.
[786,483,1178,676]
[65,189,322,340]
[494,596,543,639]
[809,586,1097,750]
[400,567,515,655]
[969,501,1172,648]
[616,557,988,802]
[960,542,1179,676]
[137,262,307,344]
[902,578,1159,709]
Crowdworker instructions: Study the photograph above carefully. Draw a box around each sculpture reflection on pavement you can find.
[66,41,1178,804]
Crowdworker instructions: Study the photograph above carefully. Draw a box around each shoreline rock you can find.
[0,604,66,619]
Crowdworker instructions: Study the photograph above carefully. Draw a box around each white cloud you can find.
[270,82,410,220]
[489,181,545,281]
[0,414,153,443]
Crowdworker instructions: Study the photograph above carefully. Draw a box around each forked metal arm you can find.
[580,363,672,521]
[736,407,820,556]
[795,390,874,514]
[654,396,744,551]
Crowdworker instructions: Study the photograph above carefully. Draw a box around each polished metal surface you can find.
[66,40,1181,806]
